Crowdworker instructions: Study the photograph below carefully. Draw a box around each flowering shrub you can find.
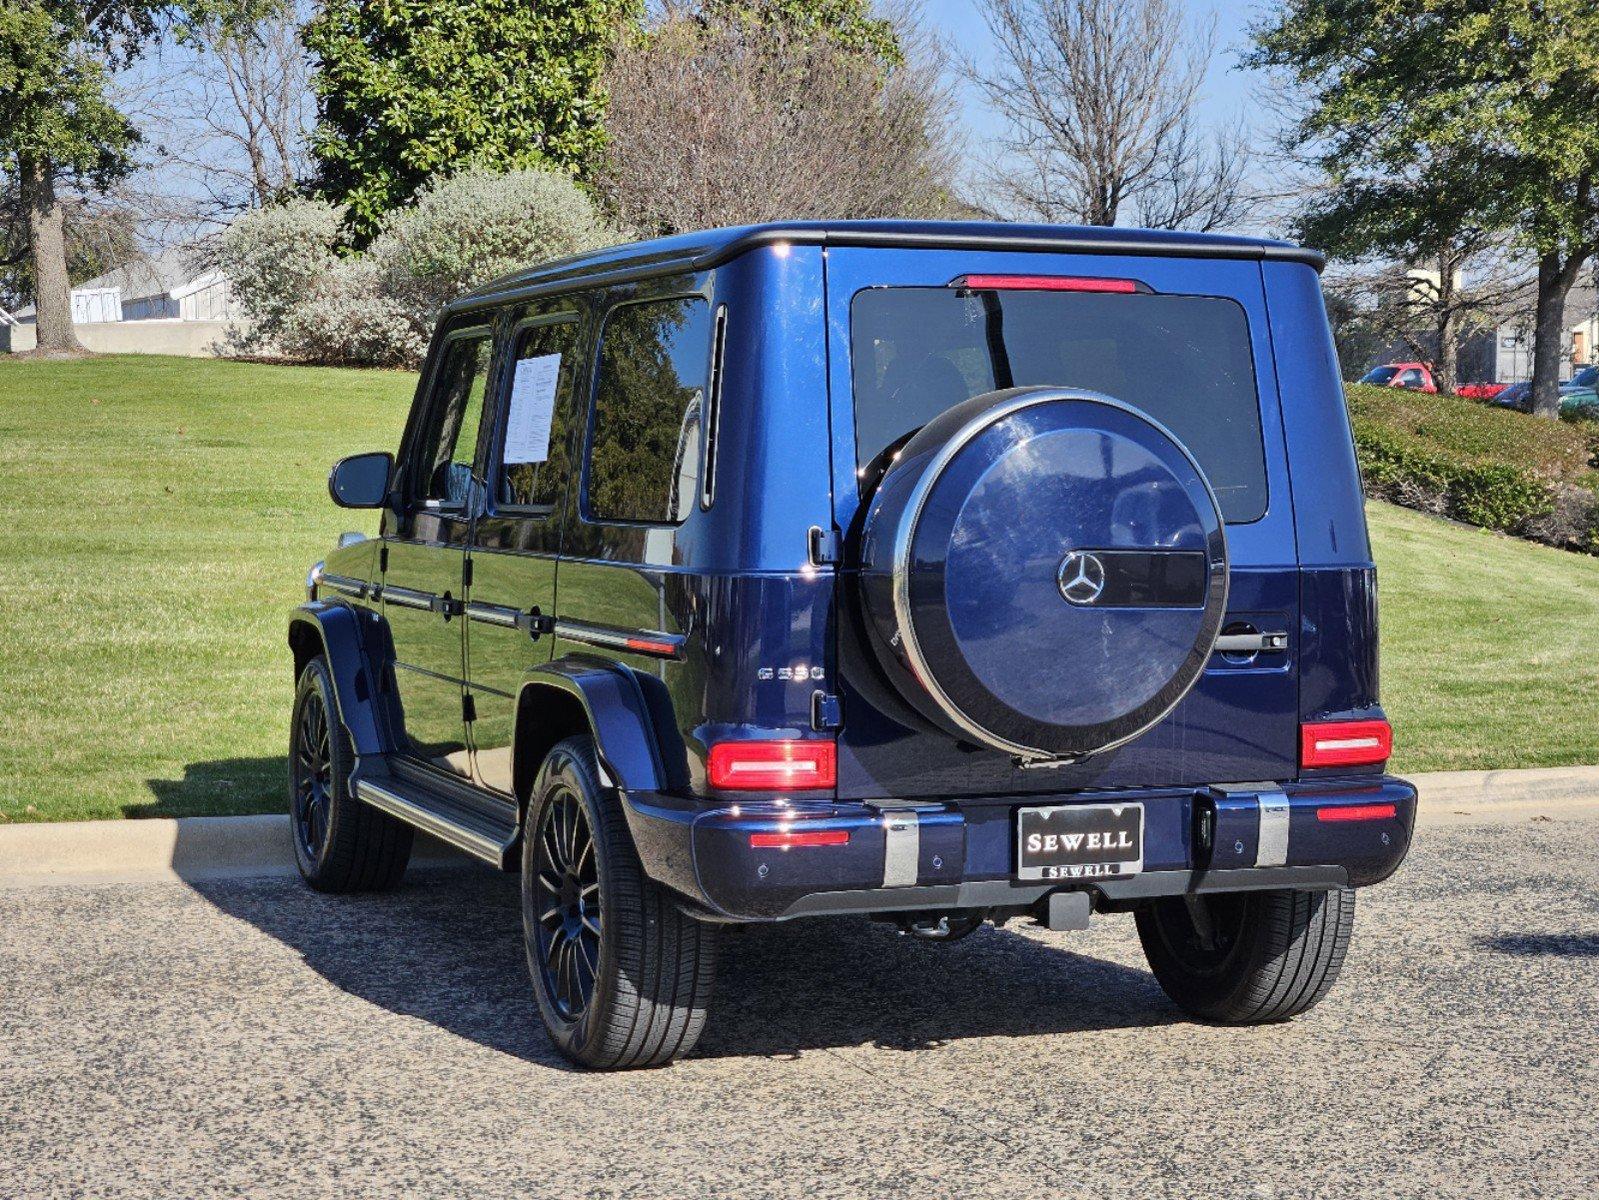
[221,167,617,367]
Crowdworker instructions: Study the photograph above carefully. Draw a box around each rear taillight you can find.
[952,273,1140,294]
[707,740,837,791]
[1300,719,1392,769]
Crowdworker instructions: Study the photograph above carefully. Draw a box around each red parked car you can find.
[1456,381,1509,400]
[1358,362,1437,392]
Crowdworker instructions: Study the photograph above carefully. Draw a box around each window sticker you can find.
[503,353,562,464]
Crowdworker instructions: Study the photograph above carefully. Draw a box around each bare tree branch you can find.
[965,0,1255,230]
[597,4,965,236]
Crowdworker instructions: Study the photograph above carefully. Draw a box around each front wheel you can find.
[289,656,413,892]
[521,736,717,1069]
[1135,888,1355,1023]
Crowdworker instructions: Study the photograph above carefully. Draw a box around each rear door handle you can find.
[1213,631,1288,654]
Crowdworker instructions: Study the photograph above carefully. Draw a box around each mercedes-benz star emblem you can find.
[1057,551,1107,605]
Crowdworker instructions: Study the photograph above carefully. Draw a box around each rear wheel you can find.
[522,736,717,1069]
[1135,888,1354,1023]
[289,656,413,892]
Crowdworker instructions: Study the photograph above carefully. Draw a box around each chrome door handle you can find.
[1213,631,1288,654]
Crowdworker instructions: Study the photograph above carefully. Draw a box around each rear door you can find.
[824,247,1300,799]
[464,309,588,795]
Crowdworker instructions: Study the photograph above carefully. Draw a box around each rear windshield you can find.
[850,287,1268,523]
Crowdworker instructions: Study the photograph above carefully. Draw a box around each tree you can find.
[689,0,901,65]
[1251,0,1599,419]
[160,0,309,219]
[597,5,960,234]
[0,184,138,314]
[1294,156,1519,393]
[0,2,166,354]
[305,0,639,244]
[965,0,1252,231]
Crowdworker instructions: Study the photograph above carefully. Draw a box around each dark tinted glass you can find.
[1360,365,1399,384]
[498,318,581,509]
[587,297,712,524]
[850,288,1268,522]
[414,333,491,507]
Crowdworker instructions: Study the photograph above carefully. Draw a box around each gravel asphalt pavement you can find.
[2,806,1595,1199]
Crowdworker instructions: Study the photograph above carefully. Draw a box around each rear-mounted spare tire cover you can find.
[857,387,1229,761]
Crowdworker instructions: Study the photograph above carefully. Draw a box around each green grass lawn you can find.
[1369,500,1599,772]
[0,355,1594,823]
[0,355,415,823]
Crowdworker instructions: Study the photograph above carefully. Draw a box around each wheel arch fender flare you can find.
[288,601,400,760]
[511,656,673,803]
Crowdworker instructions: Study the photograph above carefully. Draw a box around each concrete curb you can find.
[2,765,1597,888]
[0,814,466,889]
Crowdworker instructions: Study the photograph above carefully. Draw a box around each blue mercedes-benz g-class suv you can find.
[290,221,1415,1069]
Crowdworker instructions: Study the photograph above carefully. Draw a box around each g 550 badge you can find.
[757,664,826,682]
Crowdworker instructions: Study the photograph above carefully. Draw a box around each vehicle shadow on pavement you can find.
[696,918,1177,1058]
[1476,933,1599,957]
[190,867,1178,1066]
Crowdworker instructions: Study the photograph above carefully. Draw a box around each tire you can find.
[289,656,413,892]
[521,735,717,1069]
[1135,888,1355,1023]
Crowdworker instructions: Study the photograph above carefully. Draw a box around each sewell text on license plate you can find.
[1016,802,1144,881]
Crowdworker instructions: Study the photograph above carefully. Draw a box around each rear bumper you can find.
[619,776,1417,922]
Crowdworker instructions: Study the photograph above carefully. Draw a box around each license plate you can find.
[1016,802,1144,881]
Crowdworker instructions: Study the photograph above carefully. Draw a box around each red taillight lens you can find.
[748,828,850,849]
[1316,802,1397,823]
[707,740,837,790]
[952,274,1140,293]
[1300,720,1393,769]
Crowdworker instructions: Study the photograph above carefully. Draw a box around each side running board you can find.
[353,769,519,869]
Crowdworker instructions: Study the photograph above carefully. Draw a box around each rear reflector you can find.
[749,828,850,849]
[1300,719,1393,769]
[708,740,837,790]
[952,274,1140,294]
[1316,802,1398,823]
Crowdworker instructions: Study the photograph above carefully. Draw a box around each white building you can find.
[3,248,239,356]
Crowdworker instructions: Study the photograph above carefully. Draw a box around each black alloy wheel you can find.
[291,688,334,863]
[530,787,603,1021]
[287,655,413,892]
[521,735,718,1069]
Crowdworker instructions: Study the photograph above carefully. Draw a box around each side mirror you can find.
[328,452,393,509]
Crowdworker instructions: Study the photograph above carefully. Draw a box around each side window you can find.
[497,318,582,509]
[586,297,712,524]
[1398,368,1424,388]
[413,332,492,508]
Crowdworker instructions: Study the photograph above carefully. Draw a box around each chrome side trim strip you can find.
[1256,790,1291,868]
[321,573,370,599]
[881,810,920,888]
[382,585,435,611]
[553,618,685,660]
[465,601,523,629]
[354,779,504,866]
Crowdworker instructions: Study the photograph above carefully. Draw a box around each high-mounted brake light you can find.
[1300,720,1393,769]
[708,740,837,790]
[1316,802,1397,823]
[749,828,850,849]
[952,274,1141,294]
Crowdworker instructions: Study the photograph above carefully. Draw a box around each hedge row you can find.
[1346,384,1599,555]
